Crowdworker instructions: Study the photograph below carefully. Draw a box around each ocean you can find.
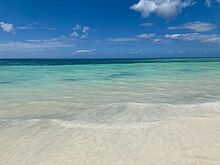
[1,58,220,165]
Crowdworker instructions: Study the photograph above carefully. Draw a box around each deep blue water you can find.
[1,58,220,66]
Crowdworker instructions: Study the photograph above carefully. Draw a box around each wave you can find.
[1,101,220,128]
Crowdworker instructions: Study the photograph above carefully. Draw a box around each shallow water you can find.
[1,58,220,123]
[1,58,220,164]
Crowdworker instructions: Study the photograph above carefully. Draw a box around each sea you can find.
[1,58,220,165]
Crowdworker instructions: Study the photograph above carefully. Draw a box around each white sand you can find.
[1,117,220,165]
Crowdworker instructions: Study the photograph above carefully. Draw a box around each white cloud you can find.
[168,21,216,32]
[17,24,36,30]
[71,31,78,38]
[136,33,155,39]
[205,0,220,6]
[129,50,143,54]
[109,33,155,42]
[40,26,57,31]
[0,37,74,51]
[82,26,90,33]
[131,0,194,19]
[71,24,90,39]
[205,0,211,6]
[140,22,154,27]
[165,33,220,44]
[108,38,140,42]
[1,22,57,32]
[0,21,15,33]
[74,49,96,54]
[17,24,56,31]
[81,34,88,39]
[73,24,81,30]
[153,38,162,42]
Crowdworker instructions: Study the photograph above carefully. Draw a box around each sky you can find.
[0,0,220,58]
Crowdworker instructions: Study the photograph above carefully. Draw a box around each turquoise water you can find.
[1,58,220,165]
[1,58,220,124]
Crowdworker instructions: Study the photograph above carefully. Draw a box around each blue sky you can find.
[0,0,220,58]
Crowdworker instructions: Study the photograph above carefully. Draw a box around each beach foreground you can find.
[1,117,220,165]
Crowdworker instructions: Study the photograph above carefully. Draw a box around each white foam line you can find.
[9,119,162,130]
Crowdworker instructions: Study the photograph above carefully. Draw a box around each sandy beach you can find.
[1,117,220,165]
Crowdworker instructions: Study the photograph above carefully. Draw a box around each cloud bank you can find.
[0,38,74,51]
[140,22,154,27]
[109,33,155,42]
[168,21,216,32]
[165,33,220,44]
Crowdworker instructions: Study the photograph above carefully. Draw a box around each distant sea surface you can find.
[1,58,220,165]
